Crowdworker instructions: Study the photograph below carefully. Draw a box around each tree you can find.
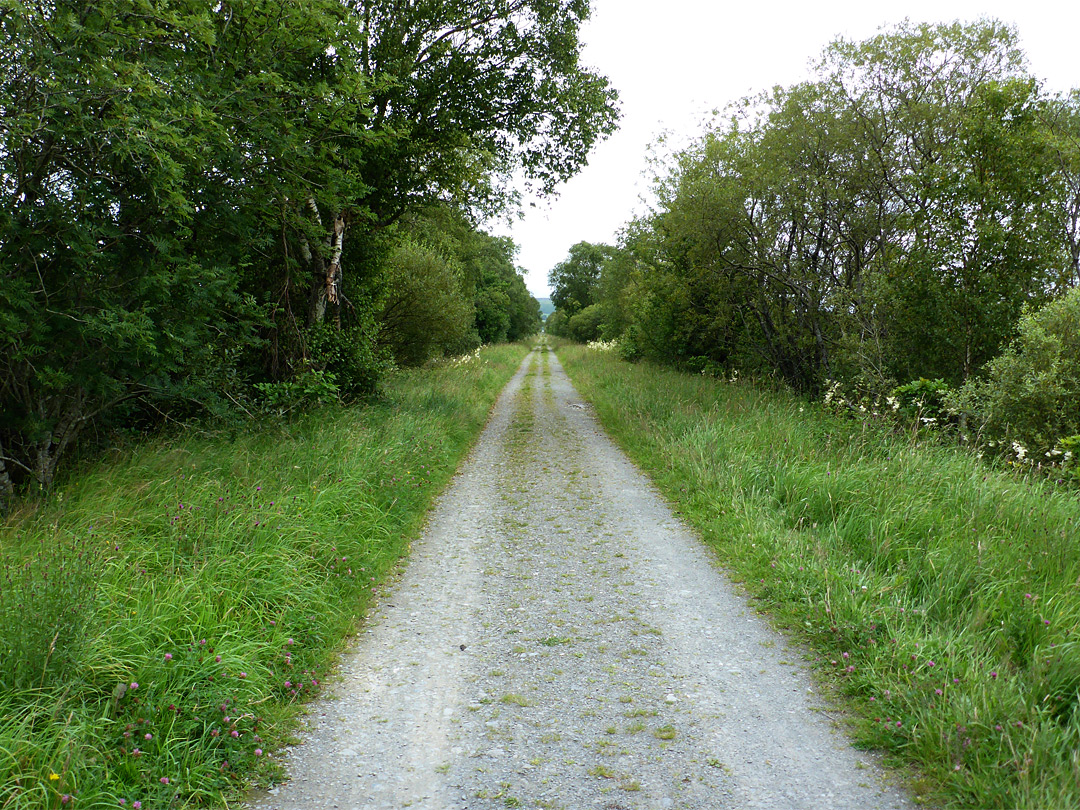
[548,241,616,319]
[620,19,1072,396]
[376,239,474,366]
[290,0,620,329]
[0,0,615,501]
[823,20,1059,383]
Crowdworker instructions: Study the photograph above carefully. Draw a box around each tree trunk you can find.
[32,391,86,493]
[304,199,346,328]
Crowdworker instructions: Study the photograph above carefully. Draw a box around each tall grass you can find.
[558,343,1080,809]
[0,343,529,810]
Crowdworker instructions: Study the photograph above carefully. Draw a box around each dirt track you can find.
[248,345,912,810]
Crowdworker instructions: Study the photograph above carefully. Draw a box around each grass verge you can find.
[557,343,1080,810]
[0,342,529,810]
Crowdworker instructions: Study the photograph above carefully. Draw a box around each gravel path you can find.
[248,346,913,810]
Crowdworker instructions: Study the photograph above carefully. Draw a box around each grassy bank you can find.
[557,343,1080,809]
[0,343,529,810]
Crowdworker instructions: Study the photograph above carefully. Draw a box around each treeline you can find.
[549,20,1080,469]
[0,0,619,503]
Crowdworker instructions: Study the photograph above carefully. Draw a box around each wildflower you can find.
[61,796,71,805]
[995,724,1003,731]
[130,682,139,690]
[927,660,935,667]
[133,803,142,809]
[935,689,943,695]
[239,672,247,679]
[49,773,60,781]
[119,801,126,806]
[255,748,263,757]
[160,777,169,785]
[215,655,221,663]
[990,671,998,679]
[164,653,172,661]
[144,733,152,740]
[231,730,239,738]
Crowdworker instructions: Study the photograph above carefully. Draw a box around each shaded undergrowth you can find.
[0,343,529,809]
[558,343,1080,810]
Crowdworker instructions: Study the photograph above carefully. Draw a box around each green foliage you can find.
[0,0,616,498]
[0,343,528,808]
[560,343,1080,809]
[544,309,569,337]
[603,19,1079,405]
[548,241,617,319]
[567,303,605,343]
[1060,436,1080,484]
[254,371,341,415]
[619,269,696,365]
[891,378,953,426]
[377,239,474,366]
[956,288,1080,458]
[304,319,391,400]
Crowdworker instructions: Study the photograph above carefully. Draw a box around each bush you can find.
[956,287,1080,458]
[305,315,392,399]
[545,310,569,337]
[567,303,604,343]
[377,240,474,366]
[891,378,953,427]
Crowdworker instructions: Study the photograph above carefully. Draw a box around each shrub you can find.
[567,304,604,343]
[304,315,392,399]
[891,378,953,428]
[956,288,1080,458]
[377,240,474,366]
[545,310,569,337]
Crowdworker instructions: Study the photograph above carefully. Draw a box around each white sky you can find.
[499,0,1080,297]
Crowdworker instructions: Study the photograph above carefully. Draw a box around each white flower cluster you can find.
[448,347,482,367]
[586,338,620,352]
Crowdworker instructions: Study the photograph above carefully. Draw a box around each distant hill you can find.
[536,297,555,320]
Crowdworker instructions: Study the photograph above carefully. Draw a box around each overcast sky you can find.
[499,0,1080,297]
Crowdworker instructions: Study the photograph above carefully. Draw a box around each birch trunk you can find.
[304,199,346,327]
